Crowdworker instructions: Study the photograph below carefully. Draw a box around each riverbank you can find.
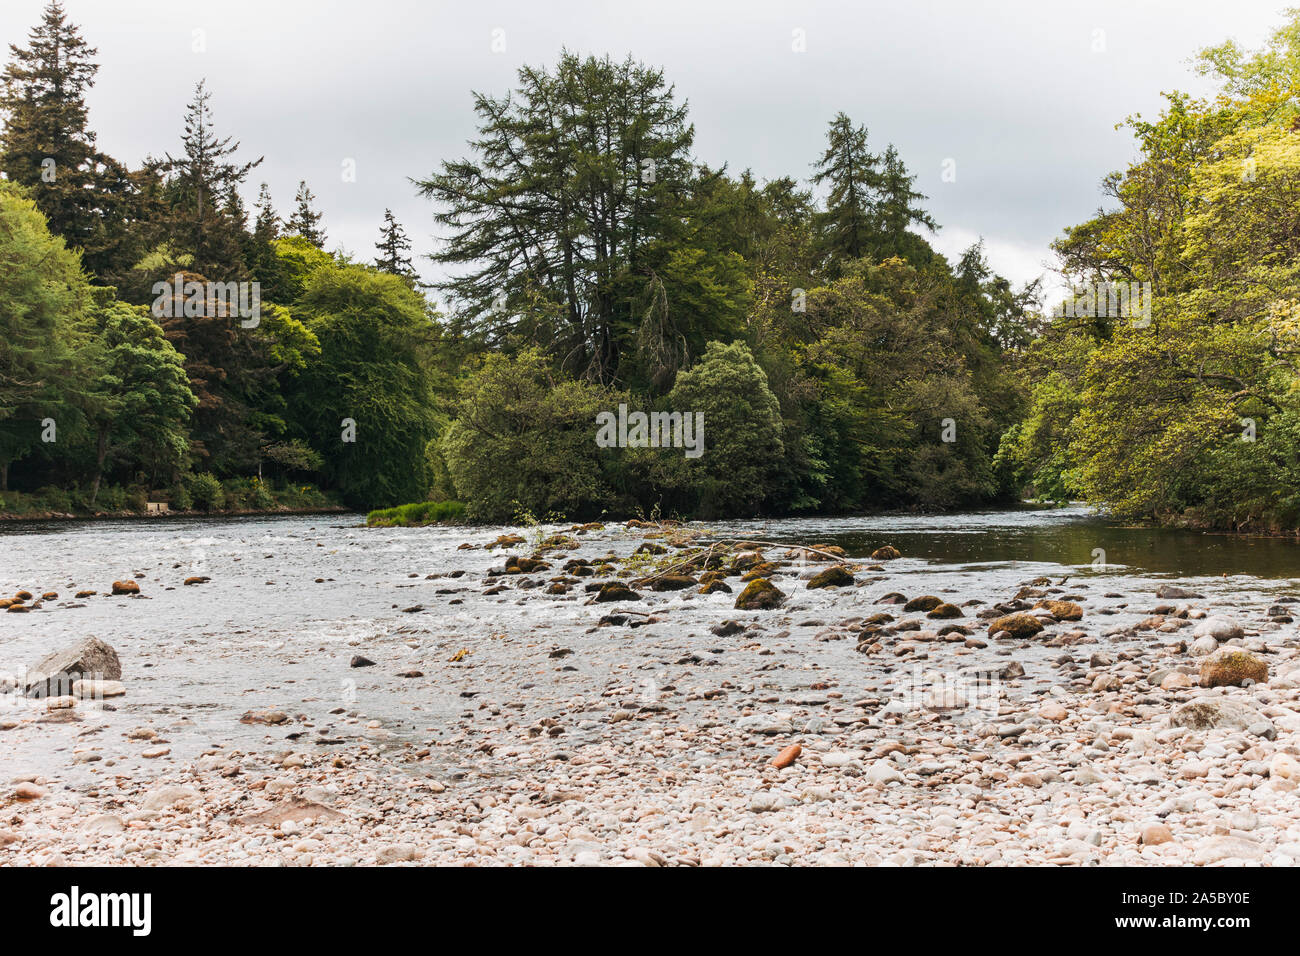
[0,504,349,523]
[1,511,1298,865]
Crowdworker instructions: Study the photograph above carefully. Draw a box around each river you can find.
[1,504,1297,784]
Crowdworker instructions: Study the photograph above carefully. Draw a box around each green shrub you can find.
[34,485,72,512]
[187,472,225,511]
[251,479,276,510]
[170,482,193,511]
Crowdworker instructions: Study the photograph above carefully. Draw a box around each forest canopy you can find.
[6,1,1296,531]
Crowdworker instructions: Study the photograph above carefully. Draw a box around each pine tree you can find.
[0,1,143,278]
[159,79,262,278]
[243,182,280,287]
[812,113,881,268]
[287,180,325,247]
[874,144,937,261]
[252,182,278,241]
[374,208,416,281]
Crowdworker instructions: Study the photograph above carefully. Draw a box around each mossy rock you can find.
[987,613,1045,639]
[505,556,549,573]
[1200,650,1268,688]
[807,544,847,562]
[903,594,943,612]
[111,580,139,595]
[698,570,727,586]
[870,545,901,560]
[487,533,525,549]
[592,582,641,603]
[734,578,786,610]
[807,566,854,589]
[634,542,668,556]
[649,573,697,591]
[875,592,907,605]
[741,562,781,581]
[1034,600,1083,621]
[544,582,568,595]
[926,602,963,619]
[700,580,733,595]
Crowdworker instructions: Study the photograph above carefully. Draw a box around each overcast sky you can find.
[1,0,1290,303]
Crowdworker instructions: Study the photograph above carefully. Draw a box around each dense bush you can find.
[187,472,225,511]
[366,500,466,527]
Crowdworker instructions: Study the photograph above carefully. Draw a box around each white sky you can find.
[1,0,1289,305]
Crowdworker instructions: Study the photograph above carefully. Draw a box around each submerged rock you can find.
[593,582,642,603]
[807,566,854,590]
[869,545,900,560]
[1156,584,1203,600]
[926,602,963,619]
[648,574,697,591]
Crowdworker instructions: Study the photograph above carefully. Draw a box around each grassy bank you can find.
[0,479,343,521]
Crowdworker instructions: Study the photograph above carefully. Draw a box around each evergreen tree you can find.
[374,208,416,281]
[0,1,143,279]
[158,79,262,278]
[811,113,880,269]
[287,180,326,247]
[252,182,279,241]
[416,52,695,383]
[874,144,938,262]
[245,182,281,288]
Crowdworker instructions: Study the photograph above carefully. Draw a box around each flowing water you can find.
[2,505,1298,784]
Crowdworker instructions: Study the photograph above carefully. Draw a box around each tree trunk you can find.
[90,428,108,505]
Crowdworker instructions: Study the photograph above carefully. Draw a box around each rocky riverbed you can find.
[2,512,1300,866]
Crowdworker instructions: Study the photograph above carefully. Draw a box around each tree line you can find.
[4,1,1051,521]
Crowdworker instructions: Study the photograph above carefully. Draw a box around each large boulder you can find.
[734,578,786,610]
[987,613,1045,639]
[1199,650,1267,688]
[648,574,697,592]
[1192,616,1244,643]
[927,602,963,620]
[869,545,900,561]
[807,566,854,590]
[26,637,121,698]
[592,582,641,603]
[1034,600,1083,621]
[1170,698,1262,731]
[903,595,943,612]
